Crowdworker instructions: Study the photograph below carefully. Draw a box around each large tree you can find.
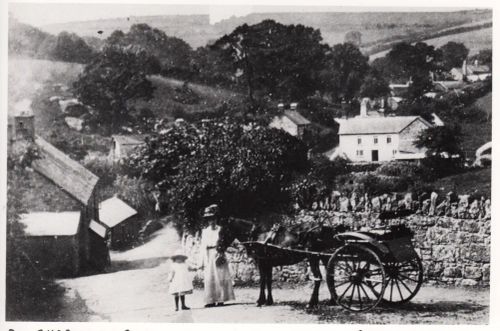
[359,70,390,99]
[73,46,160,134]
[374,42,441,83]
[319,43,369,102]
[211,20,328,103]
[438,41,469,71]
[51,31,95,64]
[415,125,464,177]
[126,119,308,230]
[106,24,194,78]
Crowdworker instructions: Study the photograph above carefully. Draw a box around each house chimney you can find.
[277,103,284,111]
[290,102,298,110]
[341,99,348,119]
[474,59,479,66]
[360,98,369,117]
[13,99,35,142]
[462,59,467,76]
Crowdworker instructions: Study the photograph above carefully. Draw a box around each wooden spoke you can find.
[327,244,386,312]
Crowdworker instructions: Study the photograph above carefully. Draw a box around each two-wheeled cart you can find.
[241,224,423,312]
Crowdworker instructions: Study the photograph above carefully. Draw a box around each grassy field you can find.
[133,75,245,120]
[369,26,492,61]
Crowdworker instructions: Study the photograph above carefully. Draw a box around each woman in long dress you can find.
[199,204,235,307]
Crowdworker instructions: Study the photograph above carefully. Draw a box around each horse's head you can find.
[217,217,257,252]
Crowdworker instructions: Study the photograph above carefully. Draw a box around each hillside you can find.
[40,9,492,49]
[132,75,245,120]
[369,25,492,61]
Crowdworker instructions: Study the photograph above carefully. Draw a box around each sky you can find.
[8,1,474,27]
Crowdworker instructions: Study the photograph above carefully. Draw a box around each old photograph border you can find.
[1,0,499,330]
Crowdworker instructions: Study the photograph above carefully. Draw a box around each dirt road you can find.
[57,224,489,324]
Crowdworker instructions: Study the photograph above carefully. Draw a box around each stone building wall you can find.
[184,211,490,287]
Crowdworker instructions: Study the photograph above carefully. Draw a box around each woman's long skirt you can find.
[204,249,235,304]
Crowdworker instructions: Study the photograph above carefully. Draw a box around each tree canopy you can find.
[125,119,308,230]
[319,43,369,101]
[106,24,194,78]
[73,46,160,134]
[438,41,469,71]
[374,42,441,83]
[211,20,328,102]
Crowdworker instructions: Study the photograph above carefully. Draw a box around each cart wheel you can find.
[326,244,386,312]
[380,255,423,304]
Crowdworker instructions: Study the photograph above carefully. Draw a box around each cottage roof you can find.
[433,81,466,92]
[112,134,147,146]
[19,212,81,236]
[32,136,99,205]
[283,110,311,126]
[99,196,138,228]
[337,116,431,135]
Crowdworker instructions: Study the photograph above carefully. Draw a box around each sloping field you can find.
[133,75,244,120]
[369,26,492,61]
[423,27,492,55]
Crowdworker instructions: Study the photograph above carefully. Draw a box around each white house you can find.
[333,106,433,162]
[269,103,311,138]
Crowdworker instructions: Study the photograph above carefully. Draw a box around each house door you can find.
[372,150,379,162]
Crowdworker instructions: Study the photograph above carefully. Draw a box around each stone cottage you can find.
[8,105,109,277]
[269,103,311,139]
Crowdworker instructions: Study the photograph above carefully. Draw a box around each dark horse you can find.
[216,217,349,307]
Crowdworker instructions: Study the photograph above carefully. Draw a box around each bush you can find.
[112,175,157,218]
[82,154,118,187]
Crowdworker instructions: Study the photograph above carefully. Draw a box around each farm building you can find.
[269,103,311,138]
[8,107,110,276]
[450,60,491,82]
[99,196,141,250]
[110,134,147,161]
[332,103,433,162]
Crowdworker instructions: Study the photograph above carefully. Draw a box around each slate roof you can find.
[99,196,138,228]
[19,212,81,236]
[337,116,432,135]
[112,134,147,146]
[283,110,311,126]
[32,136,99,205]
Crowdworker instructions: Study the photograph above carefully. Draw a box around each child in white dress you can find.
[168,249,196,311]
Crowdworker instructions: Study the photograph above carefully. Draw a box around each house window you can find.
[393,150,397,155]
[356,150,364,157]
[374,137,378,144]
[357,138,362,145]
[387,137,392,144]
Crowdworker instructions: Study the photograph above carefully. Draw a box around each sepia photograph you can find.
[1,0,495,327]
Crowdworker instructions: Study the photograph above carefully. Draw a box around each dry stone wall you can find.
[183,211,490,287]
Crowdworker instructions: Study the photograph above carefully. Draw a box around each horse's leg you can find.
[307,255,322,308]
[265,263,274,305]
[257,260,267,306]
[321,255,336,305]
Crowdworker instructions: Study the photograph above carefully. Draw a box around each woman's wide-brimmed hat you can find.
[170,249,188,261]
[203,204,219,218]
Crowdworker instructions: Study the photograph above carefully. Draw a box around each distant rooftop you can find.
[112,134,147,146]
[337,116,431,135]
[283,110,311,126]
